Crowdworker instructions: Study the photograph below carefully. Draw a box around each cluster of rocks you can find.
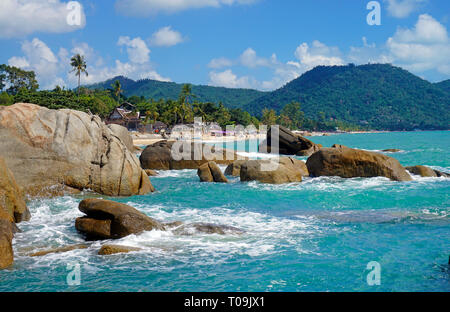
[0,103,158,268]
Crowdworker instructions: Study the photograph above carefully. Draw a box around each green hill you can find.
[245,64,450,130]
[435,79,450,93]
[88,76,266,109]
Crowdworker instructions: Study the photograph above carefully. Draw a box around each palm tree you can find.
[70,54,88,95]
[111,80,123,106]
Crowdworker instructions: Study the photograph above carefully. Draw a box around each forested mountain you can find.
[88,76,266,109]
[89,64,450,130]
[245,64,449,130]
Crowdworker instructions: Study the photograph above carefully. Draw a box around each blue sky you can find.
[0,0,449,90]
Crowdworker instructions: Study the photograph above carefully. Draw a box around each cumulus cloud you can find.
[8,37,170,90]
[115,0,257,16]
[294,40,344,70]
[384,0,427,18]
[8,38,65,89]
[209,69,252,89]
[386,14,450,74]
[208,57,234,69]
[239,48,273,68]
[150,26,185,47]
[0,0,86,38]
[118,36,151,64]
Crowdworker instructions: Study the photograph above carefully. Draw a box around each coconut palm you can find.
[70,54,88,95]
[111,80,123,106]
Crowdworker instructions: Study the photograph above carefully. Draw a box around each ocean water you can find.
[0,131,449,292]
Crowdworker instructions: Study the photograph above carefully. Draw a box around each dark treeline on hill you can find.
[246,64,450,131]
[88,76,266,109]
[1,63,449,131]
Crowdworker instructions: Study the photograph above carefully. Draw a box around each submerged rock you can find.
[98,244,141,255]
[29,244,89,257]
[0,103,153,197]
[197,162,228,183]
[75,199,164,240]
[382,149,401,153]
[260,126,321,156]
[140,140,241,170]
[306,147,412,181]
[172,223,245,236]
[405,165,438,177]
[240,157,306,184]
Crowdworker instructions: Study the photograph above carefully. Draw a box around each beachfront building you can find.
[106,102,141,131]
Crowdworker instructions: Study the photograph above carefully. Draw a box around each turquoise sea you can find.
[0,131,449,292]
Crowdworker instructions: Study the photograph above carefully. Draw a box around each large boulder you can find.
[107,124,135,153]
[0,157,30,223]
[240,157,305,184]
[0,158,30,269]
[0,103,153,197]
[75,199,164,240]
[306,147,412,181]
[140,140,241,170]
[260,126,321,156]
[227,157,308,181]
[197,162,228,183]
[0,211,15,269]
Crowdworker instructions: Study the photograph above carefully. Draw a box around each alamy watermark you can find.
[66,262,81,286]
[169,118,280,172]
[67,1,82,26]
[366,261,381,286]
[367,1,381,26]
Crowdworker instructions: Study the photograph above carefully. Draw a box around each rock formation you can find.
[306,147,412,181]
[0,103,153,197]
[75,198,164,240]
[197,162,228,183]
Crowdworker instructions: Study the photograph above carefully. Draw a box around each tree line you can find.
[0,56,364,131]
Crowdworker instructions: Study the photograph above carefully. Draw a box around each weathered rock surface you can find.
[29,244,89,257]
[172,223,245,236]
[197,162,228,183]
[75,199,164,240]
[0,103,153,197]
[98,244,141,255]
[0,210,14,269]
[240,157,306,184]
[260,126,321,156]
[224,160,246,176]
[144,169,158,177]
[405,165,449,178]
[107,124,135,152]
[0,157,30,223]
[0,158,30,269]
[306,147,412,181]
[140,140,242,170]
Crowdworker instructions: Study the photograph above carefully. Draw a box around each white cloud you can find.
[208,57,234,69]
[8,38,64,89]
[386,14,450,74]
[294,40,344,70]
[0,0,86,38]
[115,0,257,16]
[239,48,272,68]
[384,0,427,18]
[150,26,185,47]
[118,36,151,64]
[7,37,171,90]
[209,69,252,89]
